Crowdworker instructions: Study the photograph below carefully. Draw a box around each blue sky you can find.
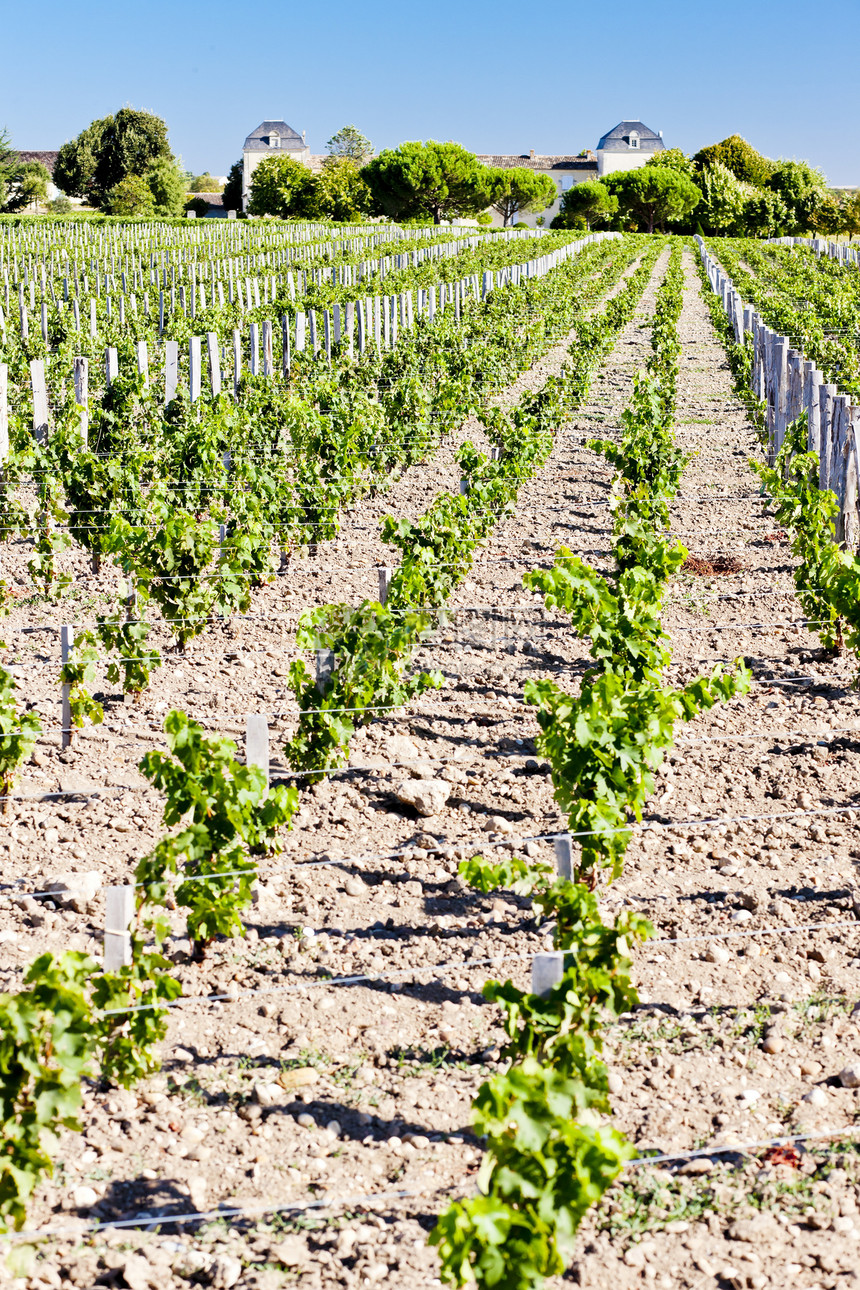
[5,0,860,184]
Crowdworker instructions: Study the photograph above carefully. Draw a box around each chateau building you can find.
[240,117,665,226]
[477,120,666,227]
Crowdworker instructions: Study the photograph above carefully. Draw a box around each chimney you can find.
[658,130,663,138]
[530,148,535,159]
[302,130,306,144]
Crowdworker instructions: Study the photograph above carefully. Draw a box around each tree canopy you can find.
[54,108,176,210]
[693,135,775,188]
[766,160,829,234]
[222,161,243,212]
[108,173,155,217]
[486,168,556,226]
[604,167,701,233]
[326,125,372,162]
[363,141,490,224]
[189,173,223,193]
[247,155,320,219]
[644,148,696,177]
[552,180,618,231]
[317,156,371,221]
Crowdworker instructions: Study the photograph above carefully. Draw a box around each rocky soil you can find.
[2,243,860,1290]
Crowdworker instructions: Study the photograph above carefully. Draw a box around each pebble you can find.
[762,1036,784,1054]
[296,1112,316,1128]
[72,1185,98,1208]
[839,1063,860,1089]
[394,778,450,816]
[705,943,731,966]
[802,1087,828,1107]
[344,876,367,897]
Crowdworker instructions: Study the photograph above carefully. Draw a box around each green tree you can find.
[146,155,186,216]
[326,124,372,162]
[766,159,829,234]
[4,160,51,212]
[108,174,155,216]
[698,161,749,235]
[552,179,618,231]
[363,141,491,224]
[693,134,775,187]
[742,187,790,238]
[93,108,173,204]
[316,156,371,221]
[644,147,695,177]
[222,160,243,211]
[189,172,222,192]
[840,191,860,241]
[54,117,111,203]
[55,108,175,209]
[0,127,20,210]
[248,154,319,218]
[605,167,701,233]
[486,167,557,226]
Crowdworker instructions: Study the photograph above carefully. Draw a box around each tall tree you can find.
[644,147,695,177]
[317,157,371,222]
[4,160,51,212]
[222,161,243,212]
[326,125,372,162]
[146,155,186,217]
[693,135,775,188]
[486,168,556,226]
[247,155,319,219]
[108,174,155,217]
[605,168,701,233]
[552,180,618,231]
[363,141,491,224]
[54,116,111,204]
[766,160,829,234]
[698,161,749,235]
[0,128,21,210]
[54,109,175,210]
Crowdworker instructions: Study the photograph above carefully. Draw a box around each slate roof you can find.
[476,154,597,172]
[243,121,306,152]
[18,150,59,174]
[596,121,664,153]
[194,192,224,207]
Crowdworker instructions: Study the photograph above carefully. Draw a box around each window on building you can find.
[270,133,280,148]
[629,131,640,149]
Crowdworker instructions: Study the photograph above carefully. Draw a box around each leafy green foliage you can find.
[0,662,41,810]
[59,629,104,734]
[0,952,97,1231]
[753,414,860,669]
[137,711,297,953]
[286,602,443,779]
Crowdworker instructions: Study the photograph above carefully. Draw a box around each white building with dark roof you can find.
[595,120,665,176]
[242,120,310,208]
[476,121,665,227]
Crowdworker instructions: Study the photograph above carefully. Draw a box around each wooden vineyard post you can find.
[233,328,242,397]
[0,363,8,466]
[30,359,49,445]
[207,332,221,398]
[164,340,179,406]
[61,624,72,750]
[104,886,135,970]
[532,952,565,997]
[189,336,202,404]
[554,834,573,880]
[73,357,88,447]
[245,715,270,788]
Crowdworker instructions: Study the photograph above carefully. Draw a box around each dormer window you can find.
[629,131,640,149]
[270,133,280,148]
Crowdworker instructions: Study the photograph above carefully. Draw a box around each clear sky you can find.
[4,0,860,185]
